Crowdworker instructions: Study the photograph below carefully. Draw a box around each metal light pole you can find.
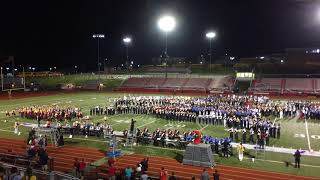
[92,34,105,82]
[206,31,216,72]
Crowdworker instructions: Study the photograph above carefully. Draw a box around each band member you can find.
[265,130,270,146]
[249,128,254,144]
[237,142,245,161]
[194,128,202,145]
[14,121,20,135]
[235,128,239,142]
[276,123,281,139]
[229,127,234,142]
[242,128,247,144]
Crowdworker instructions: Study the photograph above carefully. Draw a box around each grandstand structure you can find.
[249,77,320,95]
[117,76,235,94]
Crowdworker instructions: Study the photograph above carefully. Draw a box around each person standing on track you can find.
[159,167,167,180]
[213,170,220,180]
[294,149,301,168]
[200,168,209,180]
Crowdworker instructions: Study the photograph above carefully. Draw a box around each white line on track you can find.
[304,117,312,151]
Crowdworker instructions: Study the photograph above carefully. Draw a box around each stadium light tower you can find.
[206,31,216,72]
[92,34,105,81]
[158,15,176,56]
[123,37,132,62]
[158,15,176,78]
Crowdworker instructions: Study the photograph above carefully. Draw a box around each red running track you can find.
[0,138,319,180]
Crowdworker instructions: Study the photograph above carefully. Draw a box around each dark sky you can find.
[1,0,320,70]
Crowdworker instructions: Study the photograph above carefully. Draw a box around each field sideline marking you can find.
[305,117,312,151]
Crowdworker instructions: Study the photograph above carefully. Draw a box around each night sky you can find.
[1,0,320,70]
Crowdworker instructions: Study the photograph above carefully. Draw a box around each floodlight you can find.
[123,37,132,44]
[206,32,216,39]
[92,34,105,38]
[158,16,176,32]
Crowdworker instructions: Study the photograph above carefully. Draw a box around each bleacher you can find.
[117,77,233,94]
[249,78,319,95]
[83,80,100,90]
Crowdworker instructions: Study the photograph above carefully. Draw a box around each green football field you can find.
[0,91,319,151]
[1,91,320,178]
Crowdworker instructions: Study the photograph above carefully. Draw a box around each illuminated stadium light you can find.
[260,56,265,59]
[6,67,9,70]
[158,15,176,78]
[123,36,132,62]
[123,37,131,44]
[158,16,176,32]
[14,69,17,71]
[206,31,217,72]
[92,34,105,38]
[230,57,235,60]
[92,34,105,82]
[280,60,284,63]
[206,32,216,39]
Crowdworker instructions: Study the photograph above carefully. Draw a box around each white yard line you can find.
[165,121,183,130]
[273,117,277,124]
[200,124,209,131]
[137,120,156,128]
[304,118,312,151]
[0,129,12,132]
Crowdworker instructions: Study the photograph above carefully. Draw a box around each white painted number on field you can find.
[294,134,306,138]
[294,134,320,140]
[311,135,320,140]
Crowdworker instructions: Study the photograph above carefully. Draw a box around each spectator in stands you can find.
[108,157,115,167]
[140,158,149,172]
[294,150,301,168]
[159,167,167,180]
[191,176,196,180]
[108,164,116,180]
[169,172,177,180]
[23,167,37,180]
[39,149,49,171]
[8,167,21,180]
[79,158,86,178]
[140,171,148,180]
[136,164,142,176]
[124,166,133,180]
[201,168,209,180]
[213,170,220,180]
[73,158,80,178]
[0,166,6,180]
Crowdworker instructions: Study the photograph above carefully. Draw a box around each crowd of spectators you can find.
[0,166,37,180]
